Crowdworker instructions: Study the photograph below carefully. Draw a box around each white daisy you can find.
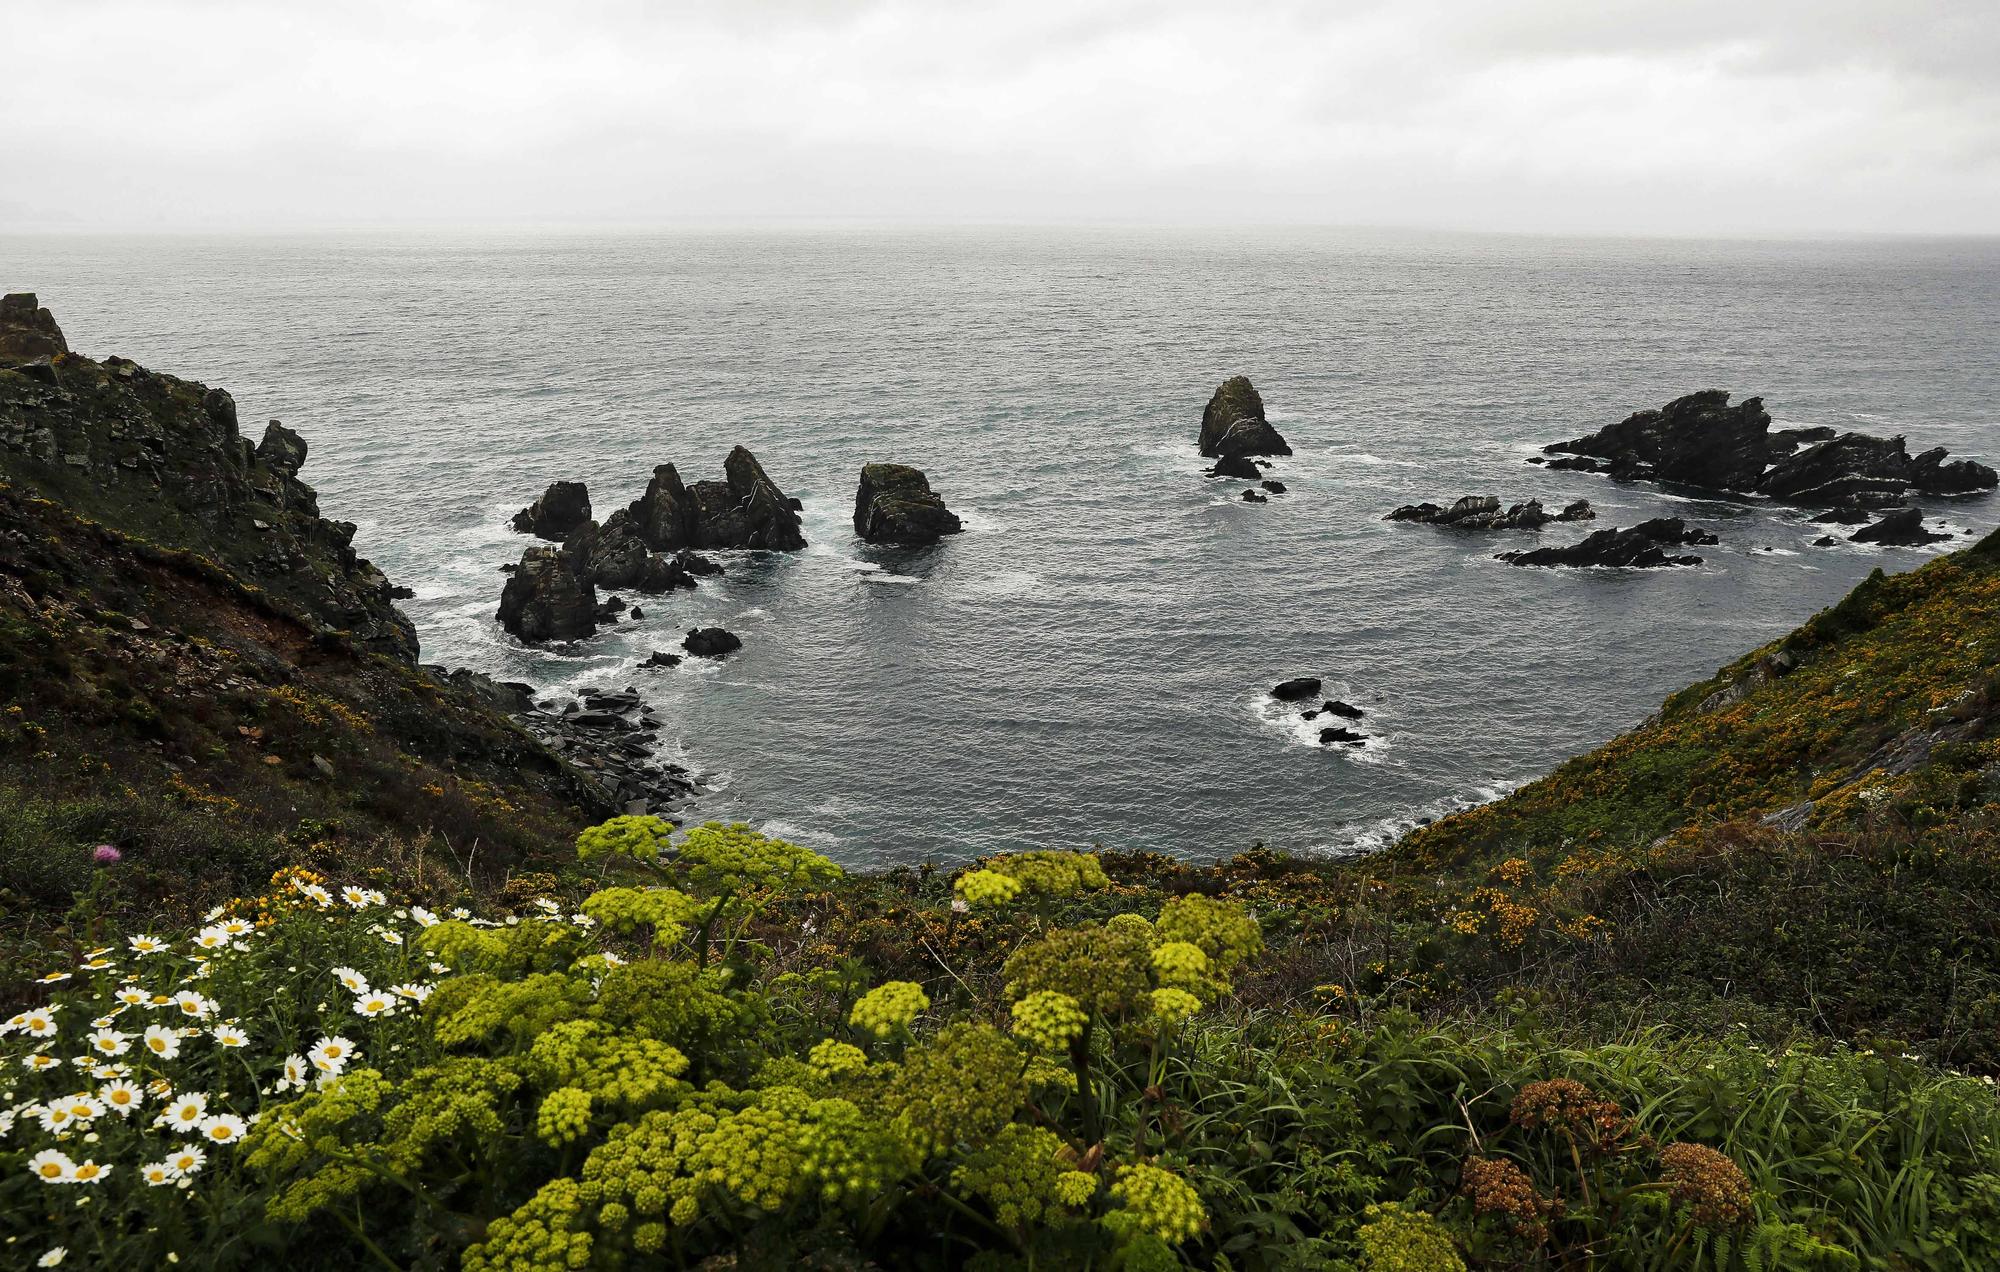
[157,1092,207,1133]
[197,1113,246,1145]
[68,1159,110,1184]
[128,934,168,956]
[59,1094,104,1123]
[212,1024,249,1048]
[352,991,398,1019]
[300,884,332,906]
[217,917,254,937]
[20,1008,59,1038]
[173,992,213,1020]
[114,987,150,1006]
[87,1029,129,1057]
[166,1145,206,1176]
[409,905,439,927]
[140,1161,175,1186]
[35,1104,72,1134]
[23,1054,58,1073]
[142,1024,182,1059]
[377,930,404,947]
[276,1054,309,1092]
[38,1247,65,1267]
[308,1036,356,1073]
[388,982,431,1003]
[331,967,370,993]
[26,1149,72,1183]
[35,972,70,984]
[340,886,371,909]
[99,1080,143,1117]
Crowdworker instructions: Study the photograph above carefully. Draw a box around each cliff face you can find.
[0,309,415,661]
[0,299,604,912]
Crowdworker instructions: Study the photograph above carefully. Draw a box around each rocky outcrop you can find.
[1850,507,1951,547]
[0,308,416,660]
[1320,727,1366,747]
[1387,495,1595,530]
[1207,454,1261,479]
[1542,390,1996,506]
[563,517,700,594]
[853,463,963,544]
[1272,677,1322,701]
[624,447,805,552]
[513,686,699,815]
[1499,518,1716,569]
[497,546,597,642]
[1199,376,1291,459]
[683,627,741,659]
[0,293,67,364]
[512,480,592,540]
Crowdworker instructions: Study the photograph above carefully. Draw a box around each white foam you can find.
[1308,777,1530,857]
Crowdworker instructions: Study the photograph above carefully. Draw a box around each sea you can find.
[9,227,1999,868]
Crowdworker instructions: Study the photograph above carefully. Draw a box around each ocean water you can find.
[9,228,1999,868]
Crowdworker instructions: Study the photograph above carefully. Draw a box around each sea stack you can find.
[497,545,598,642]
[512,480,592,540]
[622,447,806,551]
[1199,376,1291,460]
[853,463,963,544]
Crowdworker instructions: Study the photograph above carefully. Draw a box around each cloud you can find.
[4,0,1996,233]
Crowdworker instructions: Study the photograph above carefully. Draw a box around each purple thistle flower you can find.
[92,844,122,865]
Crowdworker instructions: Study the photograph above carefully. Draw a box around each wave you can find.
[1308,777,1530,857]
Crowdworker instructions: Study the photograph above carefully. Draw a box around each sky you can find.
[5,0,1997,236]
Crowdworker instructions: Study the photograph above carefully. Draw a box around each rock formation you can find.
[1207,454,1262,479]
[683,626,741,659]
[1199,376,1291,459]
[1319,727,1366,747]
[1271,677,1322,701]
[1541,390,1996,506]
[623,447,805,552]
[563,517,701,594]
[853,463,963,544]
[0,293,67,364]
[1498,518,1716,569]
[1387,495,1595,530]
[1850,507,1951,546]
[497,546,598,642]
[0,306,416,660]
[511,480,592,540]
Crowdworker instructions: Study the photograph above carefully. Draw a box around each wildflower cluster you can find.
[848,980,930,1039]
[1657,1141,1754,1227]
[1510,1078,1641,1154]
[1106,1163,1209,1245]
[1355,1201,1466,1272]
[575,813,675,863]
[1460,1155,1559,1243]
[1009,989,1089,1051]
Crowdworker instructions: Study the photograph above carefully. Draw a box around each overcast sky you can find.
[6,0,1997,236]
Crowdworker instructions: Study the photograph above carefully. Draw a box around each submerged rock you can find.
[1241,489,1268,503]
[1850,507,1951,546]
[511,480,592,540]
[683,627,741,659]
[0,293,67,363]
[1387,495,1595,530]
[498,546,598,642]
[1207,454,1262,479]
[1261,480,1287,494]
[1498,518,1716,569]
[642,650,683,669]
[853,463,963,544]
[1319,727,1366,747]
[1199,376,1291,459]
[1541,390,1995,506]
[1271,676,1323,701]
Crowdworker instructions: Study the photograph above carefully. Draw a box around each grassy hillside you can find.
[7,325,2000,1267]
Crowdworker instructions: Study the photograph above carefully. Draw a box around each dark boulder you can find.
[0,293,67,363]
[1545,390,1771,491]
[1759,433,1918,504]
[642,650,682,669]
[1770,425,1838,454]
[1241,489,1268,503]
[1850,506,1951,546]
[1198,376,1291,459]
[1319,727,1366,747]
[1272,676,1322,701]
[624,447,805,551]
[1498,517,1714,569]
[1207,454,1262,479]
[853,463,963,544]
[1809,506,1872,525]
[1261,480,1287,494]
[1813,536,1839,546]
[1322,700,1365,720]
[683,627,741,659]
[497,546,598,642]
[676,550,724,577]
[511,480,592,540]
